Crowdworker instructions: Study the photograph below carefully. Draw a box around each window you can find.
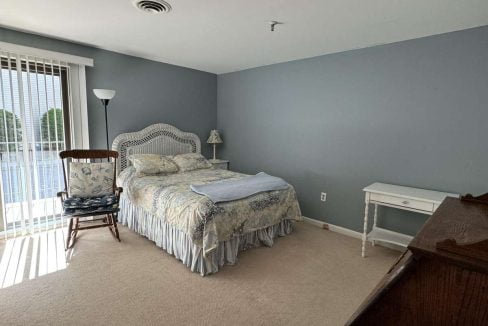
[0,42,92,238]
[0,54,70,235]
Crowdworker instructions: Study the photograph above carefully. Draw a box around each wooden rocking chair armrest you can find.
[115,187,123,197]
[57,191,68,201]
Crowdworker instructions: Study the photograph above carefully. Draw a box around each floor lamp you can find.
[93,89,116,150]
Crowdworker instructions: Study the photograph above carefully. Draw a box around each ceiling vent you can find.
[133,0,171,14]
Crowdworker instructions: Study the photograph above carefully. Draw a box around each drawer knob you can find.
[402,200,410,205]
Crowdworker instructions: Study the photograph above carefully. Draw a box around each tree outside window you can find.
[0,109,22,152]
[41,108,64,150]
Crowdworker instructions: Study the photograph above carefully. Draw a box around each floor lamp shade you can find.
[93,89,116,150]
[93,89,116,100]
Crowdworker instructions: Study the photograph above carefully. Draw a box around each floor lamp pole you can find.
[103,99,110,151]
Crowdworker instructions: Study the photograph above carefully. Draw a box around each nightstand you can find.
[209,159,229,170]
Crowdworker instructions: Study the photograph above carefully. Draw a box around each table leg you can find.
[362,198,369,258]
[372,204,378,247]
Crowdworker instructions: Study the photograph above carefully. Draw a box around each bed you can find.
[112,123,302,275]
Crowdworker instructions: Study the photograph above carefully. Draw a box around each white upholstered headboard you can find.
[112,123,201,174]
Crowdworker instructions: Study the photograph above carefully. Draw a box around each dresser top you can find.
[363,182,457,204]
[409,197,488,273]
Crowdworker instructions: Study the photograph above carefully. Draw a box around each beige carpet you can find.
[0,222,398,326]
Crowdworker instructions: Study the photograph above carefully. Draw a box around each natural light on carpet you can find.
[0,228,70,289]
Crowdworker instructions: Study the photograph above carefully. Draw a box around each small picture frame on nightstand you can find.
[209,159,229,170]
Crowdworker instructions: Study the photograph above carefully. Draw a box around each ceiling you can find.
[1,0,488,74]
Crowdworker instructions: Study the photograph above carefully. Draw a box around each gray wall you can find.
[0,28,217,156]
[2,25,487,235]
[217,26,488,235]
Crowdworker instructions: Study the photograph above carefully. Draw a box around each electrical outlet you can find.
[321,192,327,202]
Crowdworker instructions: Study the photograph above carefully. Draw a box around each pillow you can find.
[172,153,212,172]
[69,162,114,198]
[128,154,179,176]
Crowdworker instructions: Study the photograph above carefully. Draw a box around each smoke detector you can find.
[133,0,171,14]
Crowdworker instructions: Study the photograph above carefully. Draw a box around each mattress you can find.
[118,167,302,256]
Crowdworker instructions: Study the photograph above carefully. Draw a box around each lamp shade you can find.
[93,89,116,100]
[207,130,223,144]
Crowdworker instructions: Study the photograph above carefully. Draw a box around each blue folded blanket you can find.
[190,172,289,203]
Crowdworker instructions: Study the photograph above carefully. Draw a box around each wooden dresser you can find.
[347,197,488,325]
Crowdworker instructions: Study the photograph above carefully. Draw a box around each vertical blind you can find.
[0,51,69,238]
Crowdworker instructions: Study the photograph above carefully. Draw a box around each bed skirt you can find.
[119,197,294,276]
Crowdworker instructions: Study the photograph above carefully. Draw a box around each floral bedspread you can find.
[118,167,302,255]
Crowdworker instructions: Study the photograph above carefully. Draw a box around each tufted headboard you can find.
[111,123,201,174]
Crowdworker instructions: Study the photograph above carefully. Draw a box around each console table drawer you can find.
[369,193,434,212]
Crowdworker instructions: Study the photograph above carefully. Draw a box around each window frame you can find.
[0,57,71,150]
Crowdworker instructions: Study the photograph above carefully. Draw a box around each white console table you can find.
[361,182,457,257]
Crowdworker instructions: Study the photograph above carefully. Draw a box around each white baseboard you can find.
[328,223,363,239]
[301,216,404,251]
[301,216,328,229]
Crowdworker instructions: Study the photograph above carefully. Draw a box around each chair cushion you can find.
[63,194,119,216]
[69,162,114,197]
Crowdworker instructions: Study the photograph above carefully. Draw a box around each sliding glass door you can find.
[0,53,70,237]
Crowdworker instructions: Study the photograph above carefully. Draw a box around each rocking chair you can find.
[58,150,122,249]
